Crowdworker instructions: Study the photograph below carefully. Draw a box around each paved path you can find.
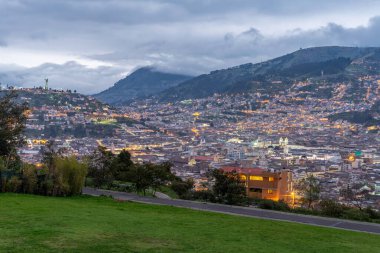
[154,191,172,199]
[83,187,380,235]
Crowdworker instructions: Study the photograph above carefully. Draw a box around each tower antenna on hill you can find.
[44,78,48,90]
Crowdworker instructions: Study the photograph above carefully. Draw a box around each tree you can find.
[0,91,28,163]
[209,169,247,205]
[150,162,175,195]
[21,163,38,194]
[127,164,153,195]
[340,183,372,210]
[111,150,133,181]
[171,178,194,198]
[53,156,88,195]
[296,174,321,209]
[87,146,115,187]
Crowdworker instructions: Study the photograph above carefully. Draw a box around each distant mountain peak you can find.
[94,67,193,105]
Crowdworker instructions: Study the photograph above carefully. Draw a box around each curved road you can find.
[83,187,380,235]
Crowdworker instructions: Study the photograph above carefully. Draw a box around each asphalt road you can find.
[83,187,380,235]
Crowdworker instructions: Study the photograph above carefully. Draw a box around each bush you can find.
[292,207,321,216]
[258,199,275,210]
[6,176,22,192]
[85,177,95,187]
[171,179,194,198]
[275,200,291,211]
[53,156,88,196]
[191,190,216,202]
[257,199,290,211]
[318,199,345,218]
[364,207,380,220]
[21,164,38,194]
[342,209,371,222]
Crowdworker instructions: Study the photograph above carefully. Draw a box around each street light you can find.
[291,191,295,208]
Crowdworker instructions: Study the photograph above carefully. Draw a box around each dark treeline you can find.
[86,146,179,196]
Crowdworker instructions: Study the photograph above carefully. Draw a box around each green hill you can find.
[158,46,380,101]
[0,194,378,253]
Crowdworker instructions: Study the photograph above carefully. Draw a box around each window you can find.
[269,177,274,182]
[267,189,273,194]
[240,175,247,181]
[250,176,263,181]
[249,188,262,193]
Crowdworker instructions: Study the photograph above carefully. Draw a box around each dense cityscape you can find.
[12,69,380,210]
[1,1,380,252]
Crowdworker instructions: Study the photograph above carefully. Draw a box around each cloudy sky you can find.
[1,0,380,93]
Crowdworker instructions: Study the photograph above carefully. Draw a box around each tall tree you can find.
[209,169,247,205]
[127,164,153,195]
[296,174,321,208]
[111,149,133,181]
[0,91,28,159]
[87,146,115,187]
[150,162,175,194]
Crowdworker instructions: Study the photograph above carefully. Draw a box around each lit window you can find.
[240,175,247,180]
[269,177,274,182]
[250,176,263,181]
[267,189,273,194]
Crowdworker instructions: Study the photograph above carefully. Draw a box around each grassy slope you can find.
[0,194,379,253]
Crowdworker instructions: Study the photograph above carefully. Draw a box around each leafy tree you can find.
[209,169,247,205]
[53,156,88,195]
[127,164,153,195]
[0,91,28,164]
[171,178,194,198]
[87,146,115,187]
[296,174,321,209]
[111,150,133,181]
[150,162,175,194]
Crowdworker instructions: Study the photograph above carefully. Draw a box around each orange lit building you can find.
[222,167,293,202]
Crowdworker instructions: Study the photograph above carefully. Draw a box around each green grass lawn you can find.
[0,194,379,253]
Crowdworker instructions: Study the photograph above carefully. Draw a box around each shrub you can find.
[171,179,194,198]
[363,207,380,220]
[258,199,275,210]
[342,208,371,222]
[53,156,88,195]
[6,176,22,192]
[318,199,345,218]
[292,207,321,216]
[21,163,38,194]
[191,190,216,202]
[257,199,290,211]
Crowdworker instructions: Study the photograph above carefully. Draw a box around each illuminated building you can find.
[222,167,294,202]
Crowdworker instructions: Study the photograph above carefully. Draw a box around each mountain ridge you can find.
[94,67,193,105]
[156,46,380,101]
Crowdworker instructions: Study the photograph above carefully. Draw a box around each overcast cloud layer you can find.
[1,0,380,93]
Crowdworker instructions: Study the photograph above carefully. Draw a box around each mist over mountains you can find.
[96,46,380,105]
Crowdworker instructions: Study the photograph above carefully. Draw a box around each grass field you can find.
[0,194,379,253]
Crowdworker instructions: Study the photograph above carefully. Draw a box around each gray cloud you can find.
[0,62,125,94]
[0,0,380,93]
